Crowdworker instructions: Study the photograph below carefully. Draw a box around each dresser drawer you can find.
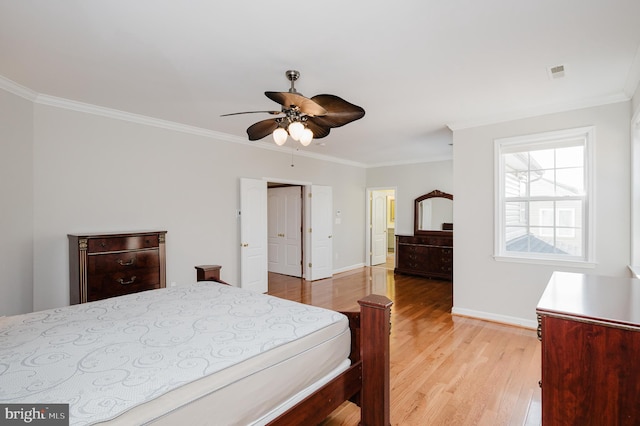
[398,262,427,273]
[88,250,160,274]
[397,252,429,269]
[86,268,160,302]
[69,231,167,304]
[88,235,159,253]
[439,248,453,265]
[399,244,429,255]
[397,235,452,248]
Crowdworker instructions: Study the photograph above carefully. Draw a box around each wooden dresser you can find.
[68,231,167,304]
[536,272,640,425]
[394,232,453,280]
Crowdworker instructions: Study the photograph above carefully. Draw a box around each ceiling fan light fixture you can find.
[223,70,365,146]
[299,128,313,146]
[288,121,304,141]
[273,127,288,145]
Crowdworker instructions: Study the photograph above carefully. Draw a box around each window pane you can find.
[529,148,555,169]
[505,202,527,226]
[529,201,553,225]
[529,228,560,253]
[556,167,583,195]
[530,170,555,196]
[556,229,582,256]
[556,145,583,168]
[504,172,526,197]
[557,200,582,228]
[504,152,528,172]
[505,227,530,252]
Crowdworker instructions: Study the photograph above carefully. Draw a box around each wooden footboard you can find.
[196,267,393,425]
[267,294,393,426]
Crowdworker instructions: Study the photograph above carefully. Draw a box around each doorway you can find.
[367,188,397,268]
[240,178,334,293]
[267,184,303,277]
[266,182,334,281]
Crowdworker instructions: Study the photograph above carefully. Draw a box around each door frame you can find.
[264,178,312,279]
[267,185,303,277]
[365,187,397,267]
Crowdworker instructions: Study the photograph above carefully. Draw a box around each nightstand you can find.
[195,265,223,282]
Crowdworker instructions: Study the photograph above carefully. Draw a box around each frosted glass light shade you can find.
[288,121,304,141]
[299,128,313,146]
[273,128,288,145]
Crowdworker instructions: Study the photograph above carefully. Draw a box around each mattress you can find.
[0,282,351,426]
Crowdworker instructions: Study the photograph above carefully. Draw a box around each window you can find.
[495,127,594,265]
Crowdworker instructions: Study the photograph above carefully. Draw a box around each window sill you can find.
[493,255,596,269]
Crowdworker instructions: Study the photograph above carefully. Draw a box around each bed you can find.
[0,272,392,425]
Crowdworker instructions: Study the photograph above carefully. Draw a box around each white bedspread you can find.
[0,282,347,425]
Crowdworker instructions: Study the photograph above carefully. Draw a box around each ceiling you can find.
[1,1,640,166]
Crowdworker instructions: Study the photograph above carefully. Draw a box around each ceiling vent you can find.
[548,64,566,79]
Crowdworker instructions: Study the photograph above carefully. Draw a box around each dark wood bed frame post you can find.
[264,294,392,426]
[359,294,392,426]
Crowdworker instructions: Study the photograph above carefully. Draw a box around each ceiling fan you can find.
[221,70,365,146]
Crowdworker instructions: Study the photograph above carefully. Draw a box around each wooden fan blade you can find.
[265,91,328,116]
[309,94,365,128]
[221,110,282,117]
[305,118,331,139]
[247,119,279,141]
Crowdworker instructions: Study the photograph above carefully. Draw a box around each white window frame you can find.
[494,126,596,267]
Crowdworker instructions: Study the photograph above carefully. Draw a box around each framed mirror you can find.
[414,190,453,234]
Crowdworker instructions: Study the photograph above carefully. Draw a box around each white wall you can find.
[453,101,631,327]
[632,85,640,267]
[0,89,34,315]
[366,160,453,235]
[5,98,368,313]
[632,83,640,119]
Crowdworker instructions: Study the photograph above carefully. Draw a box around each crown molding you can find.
[447,92,630,131]
[0,75,366,168]
[365,154,452,169]
[0,75,38,101]
[34,93,368,167]
[35,94,365,167]
[34,93,246,142]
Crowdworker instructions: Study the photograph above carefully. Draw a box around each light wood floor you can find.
[268,265,541,426]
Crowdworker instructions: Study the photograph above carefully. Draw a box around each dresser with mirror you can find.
[394,190,453,280]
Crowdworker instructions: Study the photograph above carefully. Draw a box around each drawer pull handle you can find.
[116,258,135,266]
[116,276,137,285]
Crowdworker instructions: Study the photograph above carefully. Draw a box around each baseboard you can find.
[451,306,538,330]
[333,263,366,275]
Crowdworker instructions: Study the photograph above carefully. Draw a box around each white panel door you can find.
[371,191,388,265]
[309,185,333,281]
[267,189,284,274]
[240,178,268,293]
[268,186,302,277]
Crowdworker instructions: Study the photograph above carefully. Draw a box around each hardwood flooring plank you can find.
[268,266,541,426]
